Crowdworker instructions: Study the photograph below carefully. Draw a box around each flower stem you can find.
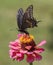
[30,62,33,65]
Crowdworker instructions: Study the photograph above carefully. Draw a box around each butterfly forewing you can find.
[21,5,33,29]
[26,5,33,19]
[24,5,33,20]
[23,5,38,28]
[17,8,24,29]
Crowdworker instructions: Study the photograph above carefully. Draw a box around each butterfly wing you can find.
[21,5,33,29]
[23,5,40,28]
[17,8,24,30]
[24,5,33,19]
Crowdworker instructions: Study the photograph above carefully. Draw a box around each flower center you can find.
[19,34,36,52]
[19,34,34,44]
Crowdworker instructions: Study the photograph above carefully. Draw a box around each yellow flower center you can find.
[19,34,34,44]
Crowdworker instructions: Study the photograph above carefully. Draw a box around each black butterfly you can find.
[17,5,40,34]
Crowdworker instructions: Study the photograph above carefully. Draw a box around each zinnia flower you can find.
[9,33,46,63]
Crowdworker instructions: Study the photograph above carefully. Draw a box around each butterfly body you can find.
[17,5,40,34]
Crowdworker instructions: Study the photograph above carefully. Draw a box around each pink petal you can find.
[35,53,42,61]
[16,53,23,57]
[37,40,46,47]
[9,45,20,50]
[34,48,44,53]
[26,52,33,54]
[16,53,24,61]
[20,50,27,53]
[9,39,21,50]
[17,34,23,38]
[25,46,32,50]
[9,50,16,59]
[9,40,20,47]
[26,54,34,63]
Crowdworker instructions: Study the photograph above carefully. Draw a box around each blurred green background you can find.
[0,0,53,65]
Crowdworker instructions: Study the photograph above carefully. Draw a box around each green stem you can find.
[30,62,33,65]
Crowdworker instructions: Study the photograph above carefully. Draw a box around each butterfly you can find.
[17,5,40,34]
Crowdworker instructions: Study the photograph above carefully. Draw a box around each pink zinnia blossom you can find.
[9,33,46,63]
